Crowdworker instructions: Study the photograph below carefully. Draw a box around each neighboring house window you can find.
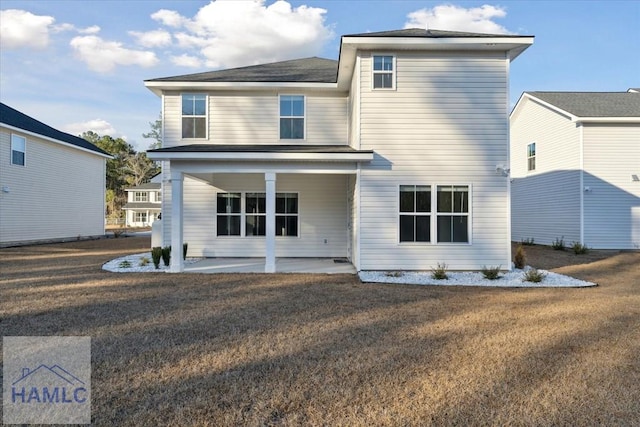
[436,185,469,243]
[155,191,162,202]
[11,134,26,166]
[399,185,431,242]
[182,94,207,139]
[135,212,148,223]
[134,191,148,202]
[217,192,299,237]
[527,143,536,171]
[276,193,298,236]
[372,55,395,89]
[246,193,266,236]
[217,193,241,236]
[280,95,304,139]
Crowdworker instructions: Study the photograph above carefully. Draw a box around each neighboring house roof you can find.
[527,92,640,117]
[123,202,161,210]
[343,28,531,38]
[628,88,640,93]
[125,182,161,191]
[146,57,338,84]
[0,103,111,157]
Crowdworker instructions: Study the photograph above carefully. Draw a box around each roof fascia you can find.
[521,93,578,121]
[0,123,113,159]
[147,151,373,162]
[144,81,339,96]
[574,117,640,124]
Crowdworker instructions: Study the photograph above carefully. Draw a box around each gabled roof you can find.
[522,91,640,120]
[125,182,161,191]
[146,57,338,84]
[0,103,110,157]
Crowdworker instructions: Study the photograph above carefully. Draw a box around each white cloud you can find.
[405,4,512,34]
[63,119,118,137]
[171,54,203,68]
[70,35,159,73]
[78,25,101,35]
[150,0,333,68]
[129,29,172,48]
[0,9,55,49]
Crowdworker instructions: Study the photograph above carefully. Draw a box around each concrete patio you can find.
[184,257,356,274]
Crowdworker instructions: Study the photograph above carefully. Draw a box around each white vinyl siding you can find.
[510,96,582,245]
[162,92,347,147]
[582,123,640,249]
[0,129,105,245]
[163,173,348,257]
[357,52,511,270]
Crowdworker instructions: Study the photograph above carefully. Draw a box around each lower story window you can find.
[216,192,298,237]
[135,212,148,223]
[436,185,469,243]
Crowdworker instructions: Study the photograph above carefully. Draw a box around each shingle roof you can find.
[125,182,161,191]
[0,103,110,156]
[149,144,369,154]
[344,28,530,38]
[146,57,338,83]
[527,92,640,117]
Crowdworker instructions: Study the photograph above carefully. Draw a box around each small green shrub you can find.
[551,236,565,251]
[521,237,535,246]
[481,265,502,280]
[118,260,132,268]
[431,263,448,280]
[183,242,189,260]
[572,241,589,254]
[522,268,546,283]
[161,246,171,267]
[385,271,403,278]
[151,247,162,269]
[514,245,526,269]
[139,256,150,267]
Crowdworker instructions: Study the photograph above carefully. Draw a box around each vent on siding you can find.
[632,174,640,182]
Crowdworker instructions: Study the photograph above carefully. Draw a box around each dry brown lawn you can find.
[1,237,639,426]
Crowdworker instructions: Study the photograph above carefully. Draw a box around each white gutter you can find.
[147,151,374,162]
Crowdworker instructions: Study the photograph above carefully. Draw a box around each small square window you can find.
[373,55,395,89]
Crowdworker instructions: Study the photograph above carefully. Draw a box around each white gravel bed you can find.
[359,267,596,288]
[102,252,199,273]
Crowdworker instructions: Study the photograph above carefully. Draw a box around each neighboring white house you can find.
[510,90,640,249]
[144,28,534,272]
[122,173,162,227]
[0,103,111,246]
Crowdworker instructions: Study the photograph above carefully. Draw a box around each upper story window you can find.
[280,95,304,139]
[11,134,26,166]
[527,143,536,171]
[155,191,162,202]
[182,94,207,139]
[134,191,148,202]
[372,55,395,89]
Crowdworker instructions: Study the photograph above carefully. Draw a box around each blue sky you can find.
[1,0,638,150]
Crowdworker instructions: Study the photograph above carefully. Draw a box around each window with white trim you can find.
[527,142,536,171]
[279,95,304,139]
[399,185,431,242]
[276,193,298,236]
[134,191,148,202]
[182,94,207,139]
[436,185,469,243]
[155,191,162,202]
[217,193,241,236]
[135,212,148,223]
[216,192,299,237]
[11,134,26,166]
[372,55,395,89]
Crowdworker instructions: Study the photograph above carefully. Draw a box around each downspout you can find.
[578,123,585,244]
[505,53,512,269]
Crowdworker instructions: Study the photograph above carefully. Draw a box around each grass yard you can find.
[1,237,639,426]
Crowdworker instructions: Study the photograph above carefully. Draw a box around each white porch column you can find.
[265,172,276,273]
[170,169,184,273]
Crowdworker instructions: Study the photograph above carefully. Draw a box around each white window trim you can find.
[134,191,149,202]
[181,93,208,140]
[10,134,26,166]
[216,191,300,238]
[527,142,536,172]
[371,54,396,91]
[278,94,306,140]
[398,183,472,245]
[135,212,148,223]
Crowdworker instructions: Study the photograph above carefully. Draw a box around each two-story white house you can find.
[122,173,162,227]
[510,90,640,249]
[0,103,110,246]
[145,28,533,272]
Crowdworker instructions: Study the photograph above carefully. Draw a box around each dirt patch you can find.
[1,237,639,426]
